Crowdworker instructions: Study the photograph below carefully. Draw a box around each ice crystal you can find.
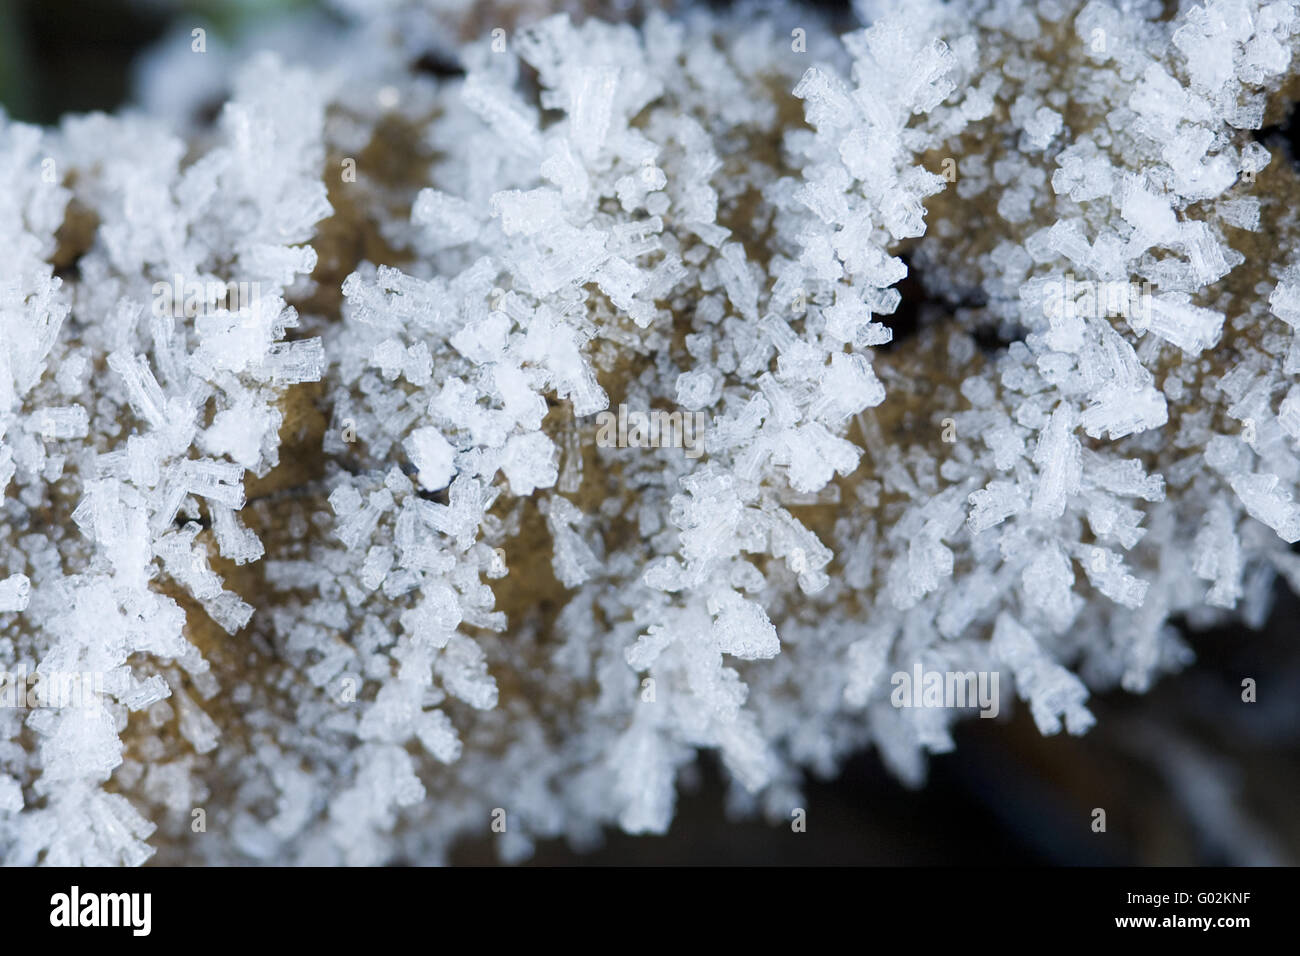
[3,0,1300,864]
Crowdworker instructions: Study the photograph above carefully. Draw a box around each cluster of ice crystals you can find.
[4,0,1300,865]
[1,54,330,863]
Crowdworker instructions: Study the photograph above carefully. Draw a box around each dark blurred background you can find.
[0,0,284,124]
[3,0,1297,866]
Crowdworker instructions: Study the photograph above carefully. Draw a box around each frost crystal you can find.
[4,0,1300,865]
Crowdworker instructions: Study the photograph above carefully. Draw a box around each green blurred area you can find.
[0,0,316,124]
